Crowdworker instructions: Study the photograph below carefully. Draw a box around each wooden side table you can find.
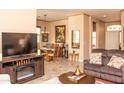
[68,53,79,62]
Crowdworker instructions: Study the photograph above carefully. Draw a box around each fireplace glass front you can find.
[16,64,35,80]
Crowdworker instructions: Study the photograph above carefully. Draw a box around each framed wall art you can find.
[42,33,48,42]
[55,25,66,43]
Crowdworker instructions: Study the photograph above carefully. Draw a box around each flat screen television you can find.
[2,33,37,57]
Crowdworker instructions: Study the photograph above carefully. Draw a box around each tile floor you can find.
[26,58,83,84]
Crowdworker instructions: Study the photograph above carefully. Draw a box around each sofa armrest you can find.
[121,65,124,71]
[121,65,124,83]
[84,59,90,65]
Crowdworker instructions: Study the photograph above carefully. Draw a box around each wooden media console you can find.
[0,53,44,84]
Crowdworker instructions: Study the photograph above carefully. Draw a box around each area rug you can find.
[41,77,115,84]
[95,78,115,84]
[41,77,61,84]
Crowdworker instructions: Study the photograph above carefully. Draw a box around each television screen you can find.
[2,33,37,57]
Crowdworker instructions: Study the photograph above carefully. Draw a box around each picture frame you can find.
[72,30,80,49]
[55,25,66,43]
[42,33,48,42]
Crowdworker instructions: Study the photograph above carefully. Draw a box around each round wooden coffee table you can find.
[58,72,95,84]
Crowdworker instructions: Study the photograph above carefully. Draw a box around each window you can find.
[92,32,96,49]
[107,25,122,31]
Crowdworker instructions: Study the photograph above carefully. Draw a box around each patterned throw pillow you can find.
[107,56,124,69]
[89,53,102,65]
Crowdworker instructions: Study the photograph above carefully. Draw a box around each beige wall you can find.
[121,10,124,50]
[0,10,36,60]
[97,21,105,49]
[83,14,91,59]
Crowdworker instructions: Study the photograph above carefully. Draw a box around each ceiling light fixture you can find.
[44,14,47,33]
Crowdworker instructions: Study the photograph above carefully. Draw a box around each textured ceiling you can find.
[37,9,121,22]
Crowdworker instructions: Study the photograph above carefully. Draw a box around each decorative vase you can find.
[74,65,81,76]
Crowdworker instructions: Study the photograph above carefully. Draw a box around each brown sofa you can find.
[84,49,124,83]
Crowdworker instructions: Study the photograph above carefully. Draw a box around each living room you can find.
[0,9,124,84]
[1,1,124,93]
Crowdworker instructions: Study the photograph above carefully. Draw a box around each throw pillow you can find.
[107,56,124,69]
[89,53,102,65]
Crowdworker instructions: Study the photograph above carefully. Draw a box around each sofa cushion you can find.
[84,64,102,72]
[89,53,102,65]
[107,56,124,69]
[101,66,122,76]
